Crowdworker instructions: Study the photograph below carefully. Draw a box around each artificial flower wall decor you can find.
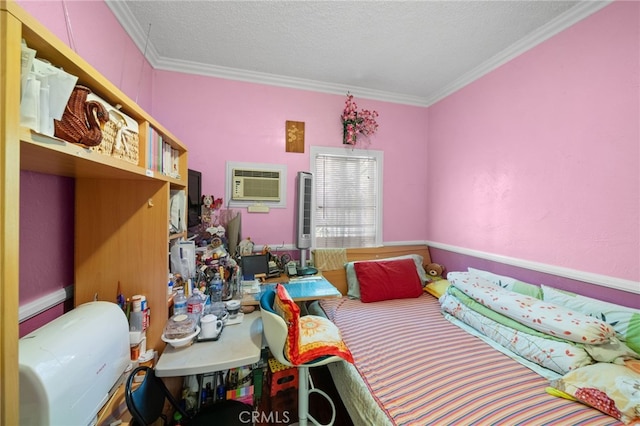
[341,93,379,147]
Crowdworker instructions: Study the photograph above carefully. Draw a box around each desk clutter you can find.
[162,296,244,348]
[165,253,247,347]
[169,348,308,425]
[175,349,271,421]
[112,283,159,368]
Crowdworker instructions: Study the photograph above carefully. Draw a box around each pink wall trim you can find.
[427,1,639,281]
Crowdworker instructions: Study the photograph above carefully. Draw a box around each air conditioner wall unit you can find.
[231,168,281,202]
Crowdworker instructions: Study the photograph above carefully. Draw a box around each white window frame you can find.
[310,146,383,248]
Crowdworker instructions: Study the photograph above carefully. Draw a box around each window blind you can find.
[314,153,379,248]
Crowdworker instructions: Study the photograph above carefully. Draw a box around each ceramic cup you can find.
[199,314,223,339]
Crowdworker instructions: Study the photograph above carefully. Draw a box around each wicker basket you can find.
[109,110,139,165]
[92,117,117,156]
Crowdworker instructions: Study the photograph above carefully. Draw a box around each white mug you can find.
[225,300,241,319]
[200,314,223,339]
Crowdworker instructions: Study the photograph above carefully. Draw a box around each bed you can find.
[311,246,640,426]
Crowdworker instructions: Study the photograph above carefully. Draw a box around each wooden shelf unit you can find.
[0,1,187,423]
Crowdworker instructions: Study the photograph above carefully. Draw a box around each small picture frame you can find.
[286,120,305,153]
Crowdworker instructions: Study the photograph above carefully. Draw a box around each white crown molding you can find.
[425,0,613,106]
[425,240,639,295]
[154,57,430,106]
[107,0,612,107]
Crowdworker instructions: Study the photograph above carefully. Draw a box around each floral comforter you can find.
[441,272,640,424]
[440,288,594,374]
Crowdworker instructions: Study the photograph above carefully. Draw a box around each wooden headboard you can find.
[316,245,432,295]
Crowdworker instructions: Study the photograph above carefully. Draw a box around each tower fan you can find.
[295,171,317,276]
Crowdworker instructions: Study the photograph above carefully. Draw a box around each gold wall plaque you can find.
[286,120,305,153]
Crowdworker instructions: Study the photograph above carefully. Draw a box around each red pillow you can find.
[354,258,423,303]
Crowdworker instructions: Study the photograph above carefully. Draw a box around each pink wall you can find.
[150,72,429,245]
[427,1,639,282]
[18,0,430,249]
[17,0,154,111]
[14,0,638,334]
[19,172,74,305]
[15,0,430,333]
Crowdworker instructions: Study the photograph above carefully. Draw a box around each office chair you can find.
[260,289,344,426]
[125,366,250,425]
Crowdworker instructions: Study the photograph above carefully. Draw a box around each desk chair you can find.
[125,366,250,425]
[260,289,347,426]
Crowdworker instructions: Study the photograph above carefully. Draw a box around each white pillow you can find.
[468,267,542,299]
[542,284,640,355]
[346,254,427,299]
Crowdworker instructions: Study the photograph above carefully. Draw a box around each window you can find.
[310,146,383,248]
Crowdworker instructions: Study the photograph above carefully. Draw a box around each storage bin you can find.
[270,387,297,423]
[267,358,298,396]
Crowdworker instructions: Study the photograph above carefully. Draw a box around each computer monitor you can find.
[241,254,269,280]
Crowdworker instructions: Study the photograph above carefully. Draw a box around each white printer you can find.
[19,301,130,426]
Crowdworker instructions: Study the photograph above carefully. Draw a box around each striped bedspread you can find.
[320,294,621,425]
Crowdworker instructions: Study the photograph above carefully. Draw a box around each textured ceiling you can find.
[107,1,611,106]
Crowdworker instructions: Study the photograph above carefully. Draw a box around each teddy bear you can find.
[202,194,214,209]
[425,263,445,282]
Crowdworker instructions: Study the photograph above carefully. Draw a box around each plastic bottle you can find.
[210,273,223,303]
[216,371,226,402]
[173,288,187,315]
[208,273,226,318]
[187,289,203,319]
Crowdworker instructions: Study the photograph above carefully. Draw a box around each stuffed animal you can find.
[425,263,445,282]
[202,194,215,209]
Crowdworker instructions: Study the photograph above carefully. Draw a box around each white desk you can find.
[155,311,263,377]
